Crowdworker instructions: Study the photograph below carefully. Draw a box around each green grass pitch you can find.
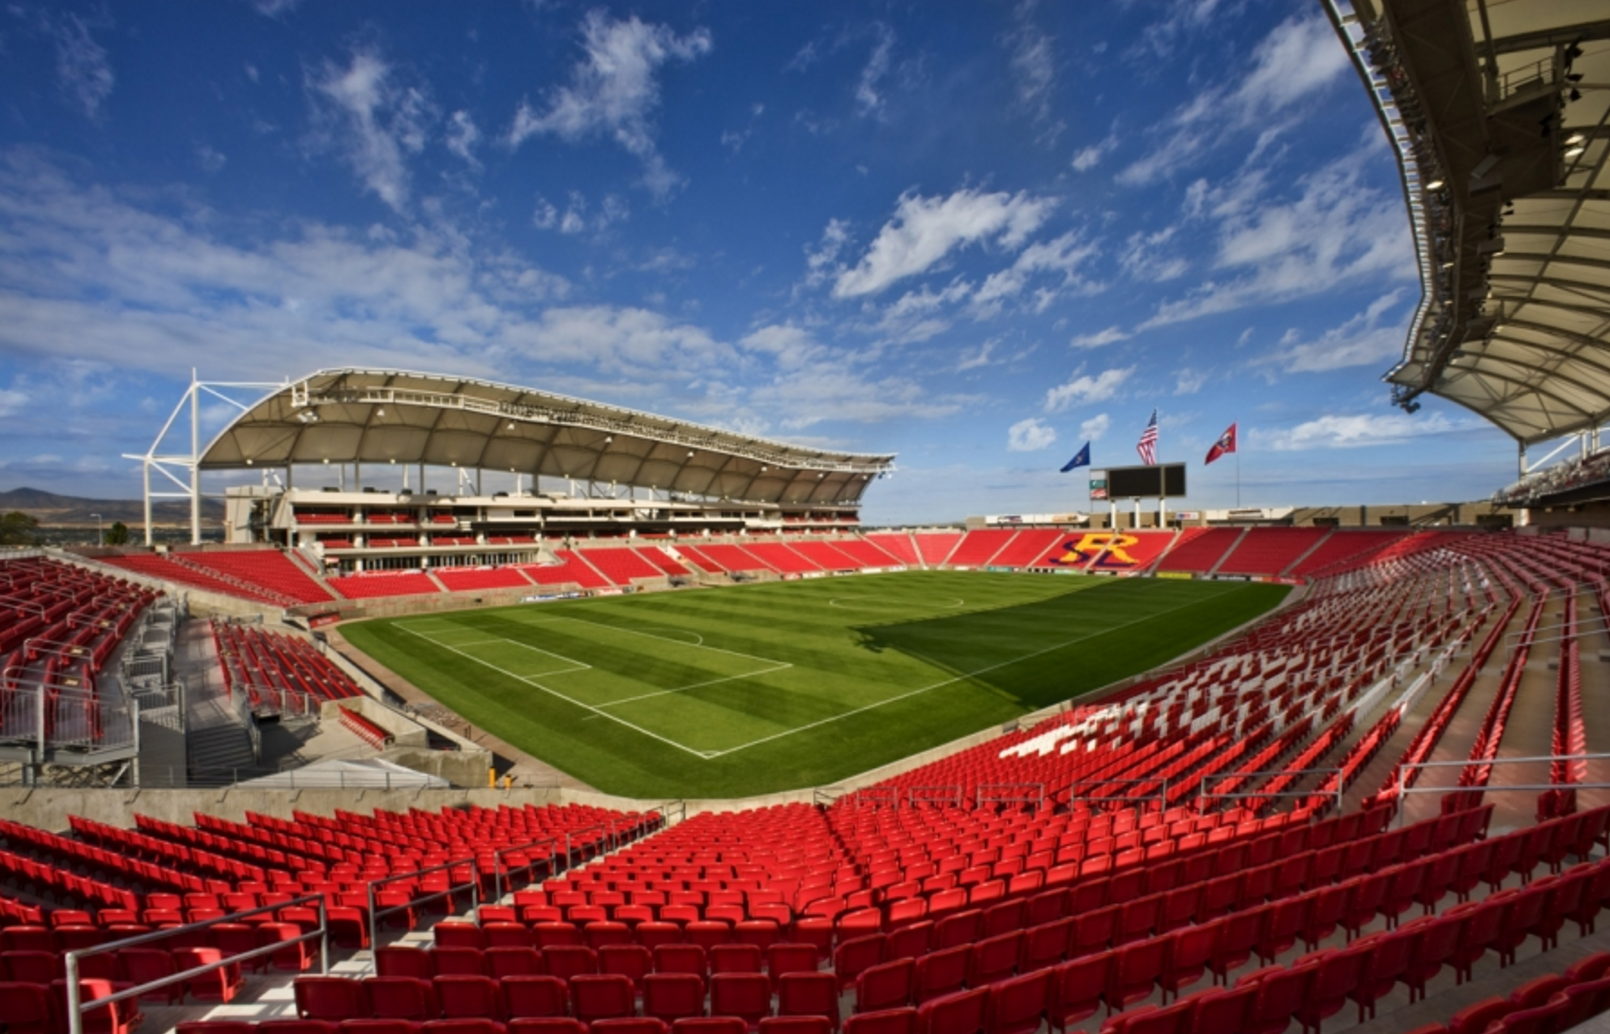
[340,571,1290,798]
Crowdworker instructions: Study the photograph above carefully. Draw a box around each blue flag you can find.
[1060,441,1091,472]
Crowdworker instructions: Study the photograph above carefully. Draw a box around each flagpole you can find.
[1236,448,1241,508]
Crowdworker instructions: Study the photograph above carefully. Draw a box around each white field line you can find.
[547,615,793,709]
[596,662,794,708]
[397,625,711,759]
[415,634,593,676]
[549,616,783,667]
[704,584,1244,759]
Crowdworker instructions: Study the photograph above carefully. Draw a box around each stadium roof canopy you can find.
[198,368,896,507]
[1325,0,1610,448]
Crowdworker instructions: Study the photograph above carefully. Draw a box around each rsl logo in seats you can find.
[1049,532,1141,569]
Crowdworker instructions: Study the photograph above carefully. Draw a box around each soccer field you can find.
[341,571,1290,797]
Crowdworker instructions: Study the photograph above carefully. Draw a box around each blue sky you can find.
[0,0,1520,523]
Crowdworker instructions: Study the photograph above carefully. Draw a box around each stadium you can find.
[2,2,1610,1034]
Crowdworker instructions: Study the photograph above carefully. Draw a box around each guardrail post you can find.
[66,948,82,1034]
[368,879,379,960]
[318,895,329,974]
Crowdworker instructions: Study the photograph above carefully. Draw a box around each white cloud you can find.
[1117,15,1349,187]
[956,339,998,371]
[1070,326,1128,349]
[500,305,729,376]
[1044,366,1133,412]
[805,218,851,287]
[51,14,114,119]
[739,324,822,371]
[1070,133,1116,172]
[1004,4,1059,135]
[1174,368,1206,395]
[195,144,227,174]
[0,388,28,419]
[1140,154,1413,328]
[307,48,435,213]
[856,24,895,117]
[1079,413,1111,441]
[1229,16,1351,124]
[0,151,586,384]
[833,188,1056,298]
[1008,417,1057,452]
[973,230,1098,313]
[506,11,711,198]
[1261,412,1463,451]
[1120,226,1188,282]
[445,110,481,168]
[1267,290,1408,373]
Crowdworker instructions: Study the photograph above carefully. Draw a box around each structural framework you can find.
[1325,0,1610,471]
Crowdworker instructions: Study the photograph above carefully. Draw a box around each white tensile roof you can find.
[1327,0,1610,445]
[199,368,896,507]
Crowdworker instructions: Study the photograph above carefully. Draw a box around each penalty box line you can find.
[407,631,592,678]
[397,625,714,760]
[703,583,1247,760]
[548,614,794,709]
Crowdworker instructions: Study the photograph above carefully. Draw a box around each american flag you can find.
[1136,409,1158,465]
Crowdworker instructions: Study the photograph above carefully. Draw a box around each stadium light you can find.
[1424,179,1444,190]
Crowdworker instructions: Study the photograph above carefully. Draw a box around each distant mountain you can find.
[0,487,224,526]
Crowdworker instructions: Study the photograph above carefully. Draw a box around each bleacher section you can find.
[987,529,1064,569]
[1285,529,1410,581]
[103,553,291,606]
[638,546,692,578]
[324,571,442,599]
[686,544,772,575]
[212,620,363,713]
[520,551,610,590]
[834,537,906,569]
[179,550,338,605]
[864,532,920,566]
[789,539,862,571]
[1154,527,1242,574]
[1214,526,1329,578]
[741,542,819,575]
[576,548,664,586]
[0,557,156,706]
[914,532,963,566]
[0,801,657,957]
[6,530,1610,1034]
[675,544,727,575]
[945,529,1016,567]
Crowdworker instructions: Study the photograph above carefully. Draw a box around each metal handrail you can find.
[977,783,1045,809]
[490,836,560,904]
[565,822,613,867]
[367,855,481,955]
[66,892,330,1034]
[907,785,964,808]
[1200,768,1343,814]
[1392,752,1610,825]
[1069,777,1167,810]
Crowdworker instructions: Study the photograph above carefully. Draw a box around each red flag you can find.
[1205,422,1237,465]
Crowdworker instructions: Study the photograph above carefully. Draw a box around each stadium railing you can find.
[64,892,331,1034]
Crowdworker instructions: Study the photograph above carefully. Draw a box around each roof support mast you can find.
[121,374,281,547]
